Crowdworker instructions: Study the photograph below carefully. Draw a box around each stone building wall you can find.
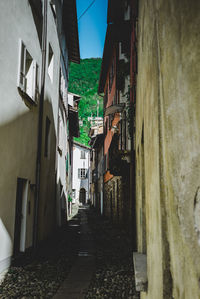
[104,176,122,223]
[136,0,200,298]
[104,174,131,230]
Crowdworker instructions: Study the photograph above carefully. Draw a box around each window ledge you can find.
[18,87,37,108]
[133,252,148,292]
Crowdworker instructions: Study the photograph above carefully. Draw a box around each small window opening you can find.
[48,44,54,82]
[81,150,86,159]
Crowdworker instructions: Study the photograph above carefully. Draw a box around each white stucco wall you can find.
[0,1,42,273]
[0,0,68,273]
[56,103,68,226]
[72,144,90,204]
[37,0,64,241]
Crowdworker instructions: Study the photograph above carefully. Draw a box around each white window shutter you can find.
[18,40,25,90]
[33,61,39,102]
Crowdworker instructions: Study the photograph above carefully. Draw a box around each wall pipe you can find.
[33,0,48,250]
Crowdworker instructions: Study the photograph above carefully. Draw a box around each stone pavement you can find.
[54,206,95,299]
[0,205,139,298]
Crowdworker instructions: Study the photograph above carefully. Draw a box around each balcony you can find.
[108,134,129,176]
[105,103,125,117]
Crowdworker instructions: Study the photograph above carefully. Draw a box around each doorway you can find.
[79,188,86,204]
[14,178,29,254]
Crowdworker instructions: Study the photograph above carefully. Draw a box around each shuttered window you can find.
[80,150,86,159]
[18,40,39,102]
[78,168,87,179]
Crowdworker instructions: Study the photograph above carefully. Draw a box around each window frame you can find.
[109,58,115,93]
[17,39,39,103]
[78,168,87,179]
[48,43,54,83]
[80,150,86,159]
[72,189,76,199]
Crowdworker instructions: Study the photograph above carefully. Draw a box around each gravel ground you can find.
[85,208,139,299]
[0,206,139,299]
[0,208,80,299]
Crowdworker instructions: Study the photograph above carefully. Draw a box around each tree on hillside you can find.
[68,58,103,146]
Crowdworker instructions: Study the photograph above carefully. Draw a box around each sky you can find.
[76,0,108,59]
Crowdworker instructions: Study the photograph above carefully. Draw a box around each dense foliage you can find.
[68,58,103,146]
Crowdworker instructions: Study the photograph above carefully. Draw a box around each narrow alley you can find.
[1,0,200,298]
[0,205,139,299]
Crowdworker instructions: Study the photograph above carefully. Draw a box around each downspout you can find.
[98,93,104,215]
[33,0,48,250]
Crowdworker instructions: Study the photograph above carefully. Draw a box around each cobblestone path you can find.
[85,208,139,299]
[0,206,139,299]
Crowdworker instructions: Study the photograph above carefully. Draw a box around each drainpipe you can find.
[33,0,48,250]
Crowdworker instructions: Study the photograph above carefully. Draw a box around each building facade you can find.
[98,0,133,230]
[134,0,200,298]
[67,92,81,214]
[72,142,91,205]
[99,0,200,298]
[0,0,79,274]
[89,120,104,214]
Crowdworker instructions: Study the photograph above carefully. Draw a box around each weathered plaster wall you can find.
[104,175,131,229]
[0,0,67,271]
[136,0,200,298]
[0,1,41,272]
[104,176,123,223]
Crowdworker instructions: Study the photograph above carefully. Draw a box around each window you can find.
[18,40,39,102]
[104,87,108,107]
[119,112,127,151]
[105,118,108,135]
[121,41,128,54]
[104,153,109,171]
[113,92,118,105]
[50,0,56,19]
[109,114,114,129]
[59,68,68,110]
[109,58,115,93]
[45,117,51,157]
[72,189,76,199]
[80,150,85,159]
[48,44,54,82]
[78,168,87,179]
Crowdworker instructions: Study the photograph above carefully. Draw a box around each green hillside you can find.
[68,58,103,146]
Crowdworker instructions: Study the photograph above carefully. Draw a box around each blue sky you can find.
[76,0,108,59]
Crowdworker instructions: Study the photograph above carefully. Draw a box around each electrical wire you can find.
[78,0,96,21]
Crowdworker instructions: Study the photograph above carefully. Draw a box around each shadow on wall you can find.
[56,178,67,227]
[38,98,58,242]
[0,106,39,266]
[0,96,58,274]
